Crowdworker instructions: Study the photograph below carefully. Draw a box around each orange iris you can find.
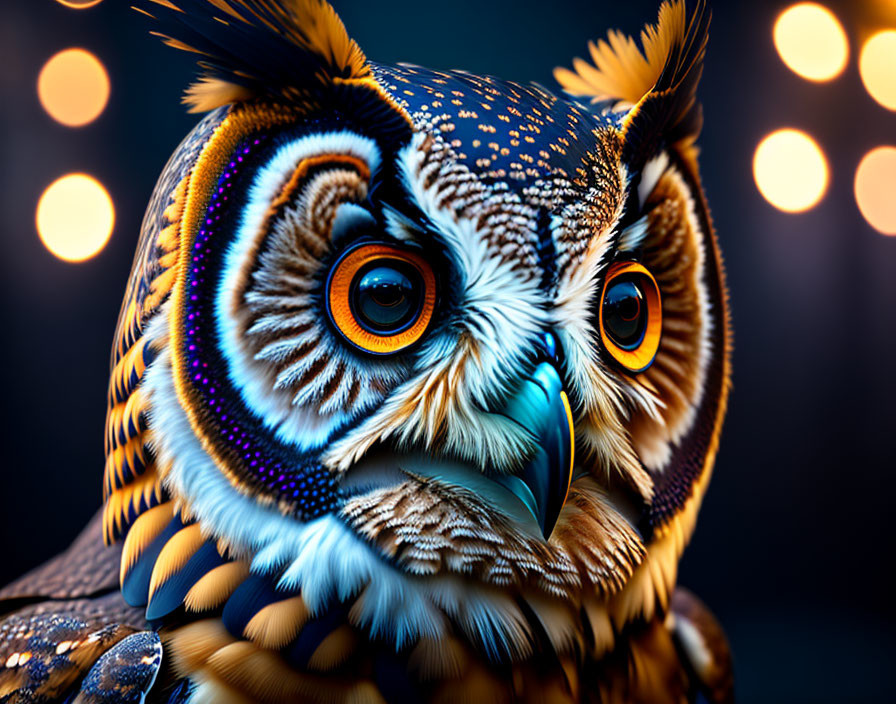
[599,262,662,373]
[328,244,436,355]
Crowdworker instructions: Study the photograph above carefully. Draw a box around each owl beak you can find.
[495,336,575,539]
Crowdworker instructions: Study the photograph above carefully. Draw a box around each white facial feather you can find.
[638,152,670,207]
[617,214,650,252]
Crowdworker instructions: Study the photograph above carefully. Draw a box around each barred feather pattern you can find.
[240,166,406,419]
[343,474,646,598]
[103,109,231,543]
[627,165,711,471]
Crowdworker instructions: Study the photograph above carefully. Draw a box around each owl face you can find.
[110,0,727,659]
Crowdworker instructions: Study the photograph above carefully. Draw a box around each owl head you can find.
[105,0,729,676]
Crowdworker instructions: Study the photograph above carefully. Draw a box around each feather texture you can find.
[554,0,709,163]
[137,0,369,110]
[21,1,736,700]
[242,596,309,649]
[134,0,415,149]
[184,561,251,613]
[555,1,692,109]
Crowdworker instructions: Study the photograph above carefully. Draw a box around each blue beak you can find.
[495,335,575,539]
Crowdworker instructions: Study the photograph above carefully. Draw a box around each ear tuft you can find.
[136,0,374,112]
[554,0,709,166]
[182,76,254,113]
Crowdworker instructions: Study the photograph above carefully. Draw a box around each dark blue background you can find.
[1,1,894,701]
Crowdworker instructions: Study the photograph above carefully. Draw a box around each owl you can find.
[0,1,732,702]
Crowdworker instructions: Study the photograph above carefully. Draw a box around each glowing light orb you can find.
[36,174,115,262]
[37,49,110,127]
[860,30,896,111]
[753,129,829,213]
[855,147,896,235]
[773,4,849,82]
[54,0,104,7]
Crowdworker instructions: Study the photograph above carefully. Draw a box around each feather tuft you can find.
[555,1,688,110]
[554,0,709,164]
[135,0,375,112]
[183,76,254,112]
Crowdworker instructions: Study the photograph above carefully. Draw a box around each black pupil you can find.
[351,262,423,333]
[603,278,647,350]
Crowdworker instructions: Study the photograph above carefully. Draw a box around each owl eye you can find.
[599,262,662,373]
[352,264,420,332]
[327,243,436,355]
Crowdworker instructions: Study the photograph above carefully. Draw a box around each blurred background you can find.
[1,1,894,701]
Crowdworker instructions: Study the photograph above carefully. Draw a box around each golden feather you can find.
[147,523,205,599]
[184,561,251,612]
[554,0,708,165]
[183,77,254,113]
[138,0,372,112]
[119,502,175,584]
[306,626,357,672]
[242,596,309,649]
[554,0,689,110]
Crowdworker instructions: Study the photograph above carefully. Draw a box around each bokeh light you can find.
[36,174,115,262]
[859,30,896,111]
[855,147,896,235]
[37,49,110,127]
[773,3,849,82]
[753,129,829,213]
[54,0,104,7]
